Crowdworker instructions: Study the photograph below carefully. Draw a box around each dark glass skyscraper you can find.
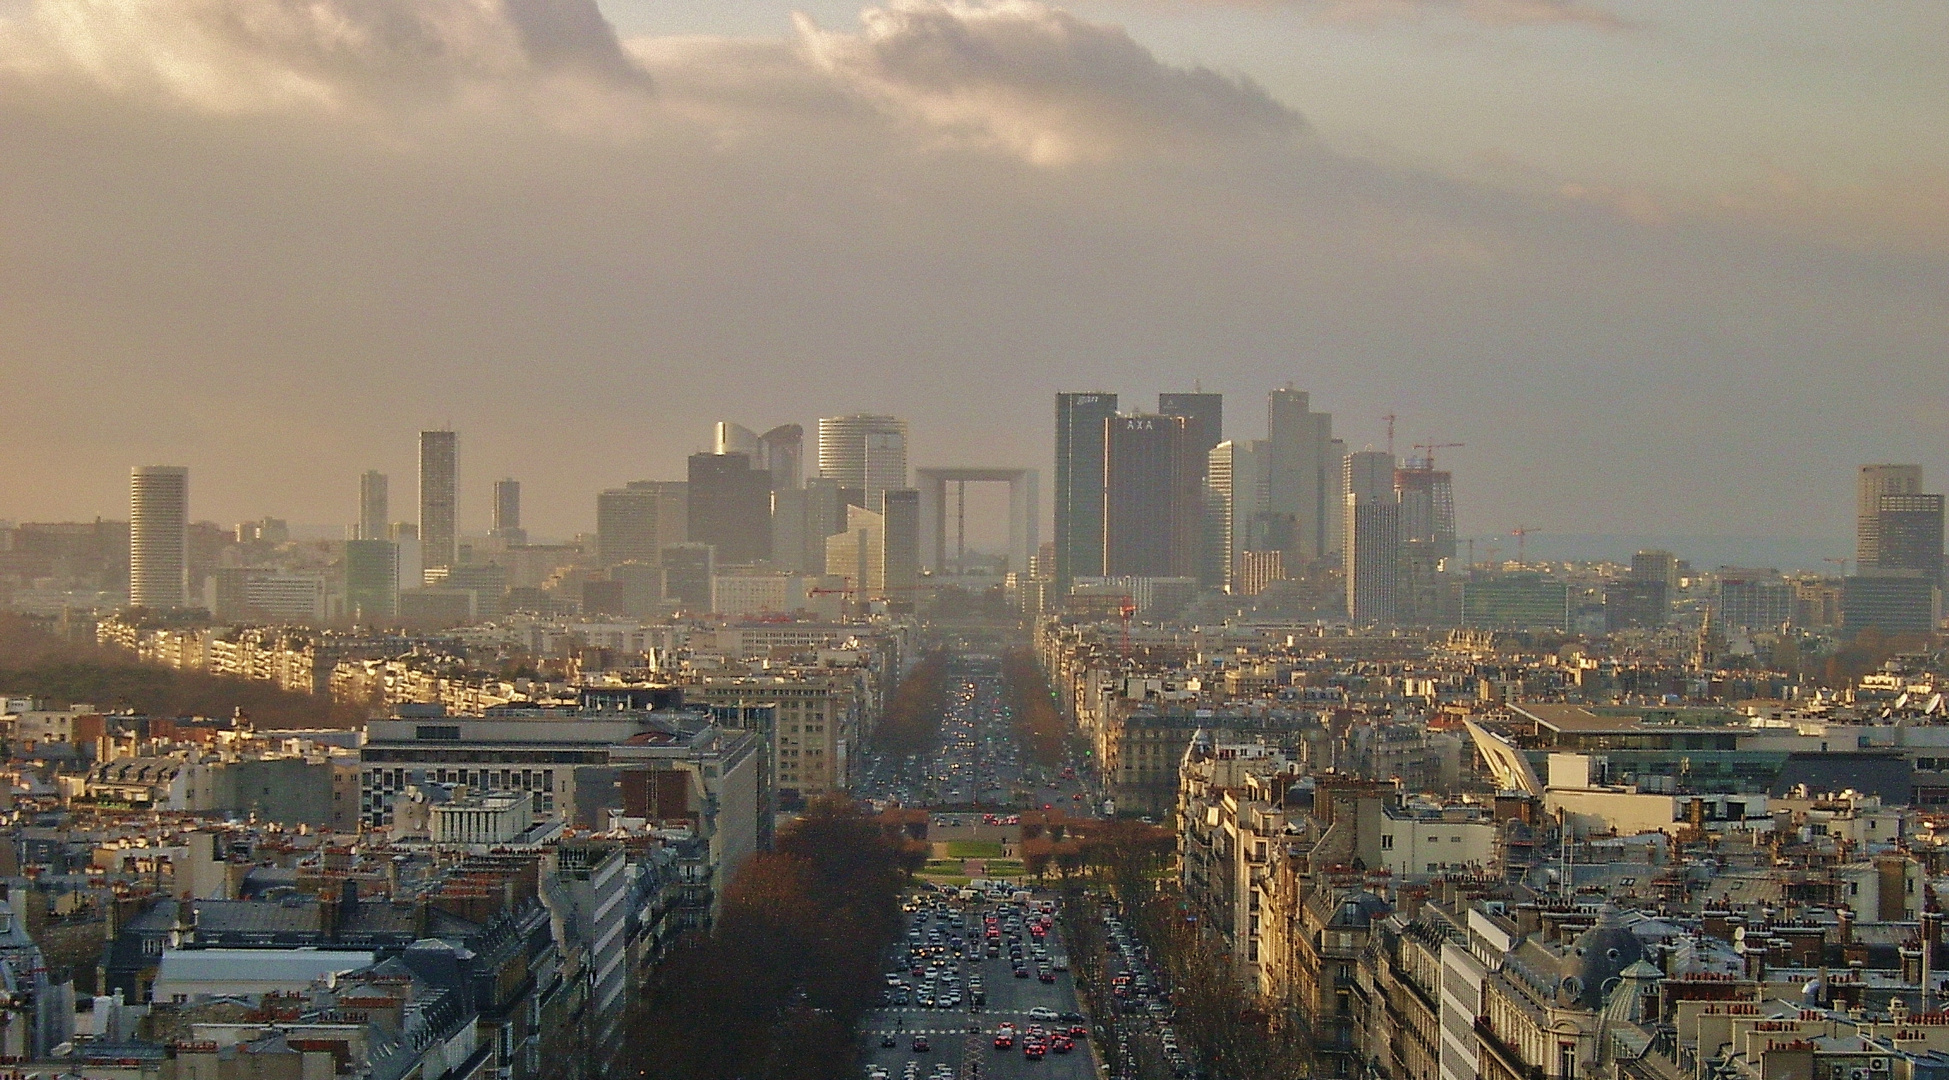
[418,430,457,572]
[1104,414,1197,578]
[1054,391,1118,589]
[688,451,773,564]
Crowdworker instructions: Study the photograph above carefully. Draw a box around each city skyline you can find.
[0,2,1939,544]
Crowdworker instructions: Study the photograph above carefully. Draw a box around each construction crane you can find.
[1412,442,1464,468]
[1511,525,1541,564]
[1382,414,1398,457]
[1119,596,1137,659]
[1823,557,1851,577]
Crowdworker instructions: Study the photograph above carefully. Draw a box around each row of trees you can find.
[871,648,949,758]
[629,798,926,1080]
[1001,648,1066,766]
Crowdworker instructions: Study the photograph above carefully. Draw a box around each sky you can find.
[0,0,1943,556]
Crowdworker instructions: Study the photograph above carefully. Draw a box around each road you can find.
[861,892,1101,1080]
[855,652,1099,815]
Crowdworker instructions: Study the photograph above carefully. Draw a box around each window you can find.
[1380,835,1394,850]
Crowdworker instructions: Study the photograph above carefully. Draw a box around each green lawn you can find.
[944,841,1005,859]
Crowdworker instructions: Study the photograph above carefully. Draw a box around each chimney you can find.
[1744,943,1767,984]
[1839,906,1855,946]
[1923,911,1940,1011]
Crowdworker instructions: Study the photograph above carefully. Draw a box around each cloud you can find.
[1296,0,1624,29]
[0,0,647,114]
[794,0,1305,165]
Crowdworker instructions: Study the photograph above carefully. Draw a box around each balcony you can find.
[1474,1017,1545,1080]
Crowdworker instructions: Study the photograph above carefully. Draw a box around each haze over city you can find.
[2,0,1943,548]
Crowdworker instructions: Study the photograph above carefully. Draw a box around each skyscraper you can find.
[1393,459,1457,561]
[881,488,921,607]
[597,481,688,567]
[817,415,908,505]
[688,452,773,564]
[344,538,400,621]
[1104,414,1198,578]
[1858,464,1923,570]
[1343,451,1398,624]
[661,542,715,610]
[715,422,765,462]
[419,430,457,572]
[130,465,189,609]
[761,424,804,491]
[1266,388,1335,566]
[359,470,388,541]
[1875,492,1944,583]
[491,478,524,544]
[1159,392,1222,586]
[1054,392,1118,589]
[1207,439,1270,593]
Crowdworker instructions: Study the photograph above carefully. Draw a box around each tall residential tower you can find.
[130,466,189,609]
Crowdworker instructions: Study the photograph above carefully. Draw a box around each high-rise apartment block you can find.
[1343,450,1398,624]
[1104,414,1199,578]
[1858,464,1923,570]
[491,478,523,544]
[418,430,458,572]
[596,481,687,567]
[817,414,908,506]
[1054,392,1118,589]
[130,465,189,609]
[688,452,773,564]
[359,470,388,541]
[1266,388,1335,566]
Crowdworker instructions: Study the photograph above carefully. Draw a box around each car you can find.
[911,1035,930,1052]
[994,1033,1015,1050]
[869,1068,890,1080]
[1023,1042,1045,1060]
[1039,970,1056,983]
[1028,1007,1058,1021]
[1059,1012,1084,1023]
[881,1033,898,1048]
[1051,1037,1074,1054]
[1069,1024,1088,1037]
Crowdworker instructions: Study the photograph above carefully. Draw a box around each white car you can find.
[1028,1006,1058,1021]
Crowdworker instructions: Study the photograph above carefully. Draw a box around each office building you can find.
[1629,549,1680,592]
[799,476,847,572]
[1460,575,1570,629]
[1843,573,1941,637]
[817,414,908,505]
[359,470,388,541]
[1054,392,1119,589]
[1858,464,1923,570]
[1160,392,1222,585]
[596,481,687,567]
[491,478,524,544]
[715,422,764,462]
[687,452,773,564]
[1604,580,1667,631]
[881,488,921,606]
[825,504,885,594]
[1393,459,1457,561]
[1104,414,1197,579]
[1719,575,1795,630]
[1874,492,1944,582]
[1206,439,1270,593]
[762,423,803,490]
[344,538,400,622]
[419,430,458,572]
[1235,550,1286,596]
[1266,387,1335,565]
[661,543,715,610]
[130,465,189,609]
[1343,451,1399,624]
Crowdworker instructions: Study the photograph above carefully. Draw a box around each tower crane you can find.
[1511,525,1541,565]
[1382,414,1398,457]
[1412,442,1464,468]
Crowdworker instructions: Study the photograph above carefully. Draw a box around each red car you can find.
[1069,1025,1088,1037]
[994,1034,1015,1050]
[1051,1037,1074,1054]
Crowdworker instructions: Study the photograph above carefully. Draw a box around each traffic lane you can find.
[865,935,1093,1080]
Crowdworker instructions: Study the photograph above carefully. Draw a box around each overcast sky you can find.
[0,0,1942,549]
